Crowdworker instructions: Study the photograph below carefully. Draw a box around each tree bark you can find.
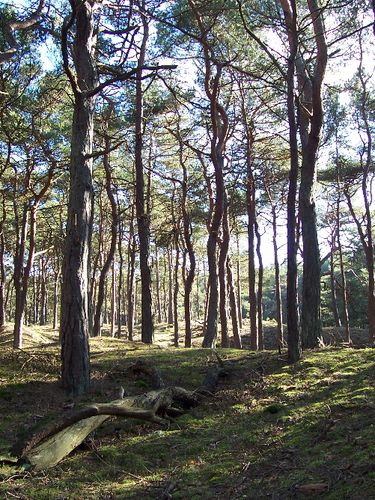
[271,205,284,349]
[0,199,6,328]
[60,1,98,396]
[279,0,301,363]
[126,203,136,341]
[255,221,263,350]
[135,7,153,344]
[93,109,118,338]
[297,0,327,348]
[219,193,229,347]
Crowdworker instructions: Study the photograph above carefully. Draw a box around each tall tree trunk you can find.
[167,246,174,325]
[247,163,258,350]
[53,267,60,331]
[13,202,28,348]
[297,0,327,348]
[0,198,6,328]
[187,3,229,348]
[178,130,196,348]
[155,244,162,324]
[39,256,48,326]
[92,108,118,338]
[271,205,284,349]
[173,226,180,347]
[60,1,98,396]
[110,259,116,337]
[126,204,136,341]
[255,221,263,350]
[336,199,350,342]
[279,0,301,362]
[219,193,229,347]
[329,234,341,328]
[226,221,241,349]
[117,218,124,338]
[236,233,243,330]
[135,9,153,344]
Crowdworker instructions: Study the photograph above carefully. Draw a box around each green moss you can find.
[0,332,374,498]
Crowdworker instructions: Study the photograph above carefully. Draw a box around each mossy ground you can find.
[0,323,374,499]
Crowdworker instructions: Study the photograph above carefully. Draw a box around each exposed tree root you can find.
[7,357,228,470]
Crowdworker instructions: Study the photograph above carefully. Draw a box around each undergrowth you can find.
[0,324,374,499]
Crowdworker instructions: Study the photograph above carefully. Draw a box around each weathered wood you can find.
[18,387,199,470]
[10,358,228,471]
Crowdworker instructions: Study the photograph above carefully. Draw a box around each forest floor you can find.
[0,323,374,499]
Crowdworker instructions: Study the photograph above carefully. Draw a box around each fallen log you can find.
[10,357,227,470]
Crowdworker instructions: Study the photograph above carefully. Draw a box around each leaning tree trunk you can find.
[60,0,98,396]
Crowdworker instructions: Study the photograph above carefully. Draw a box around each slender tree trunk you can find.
[247,165,258,350]
[111,259,116,337]
[279,0,301,362]
[336,199,350,342]
[155,244,162,324]
[219,193,229,347]
[271,206,284,348]
[53,268,60,331]
[255,221,263,350]
[297,0,327,348]
[135,9,153,344]
[186,4,228,348]
[0,203,6,328]
[39,256,48,326]
[13,203,28,348]
[173,226,180,348]
[226,226,241,349]
[329,234,341,328]
[167,246,174,325]
[92,110,118,338]
[60,0,98,395]
[117,218,124,338]
[14,204,39,347]
[126,204,136,341]
[178,133,196,348]
[236,234,243,330]
[203,153,224,348]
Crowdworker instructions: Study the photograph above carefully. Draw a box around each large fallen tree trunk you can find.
[11,359,228,470]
